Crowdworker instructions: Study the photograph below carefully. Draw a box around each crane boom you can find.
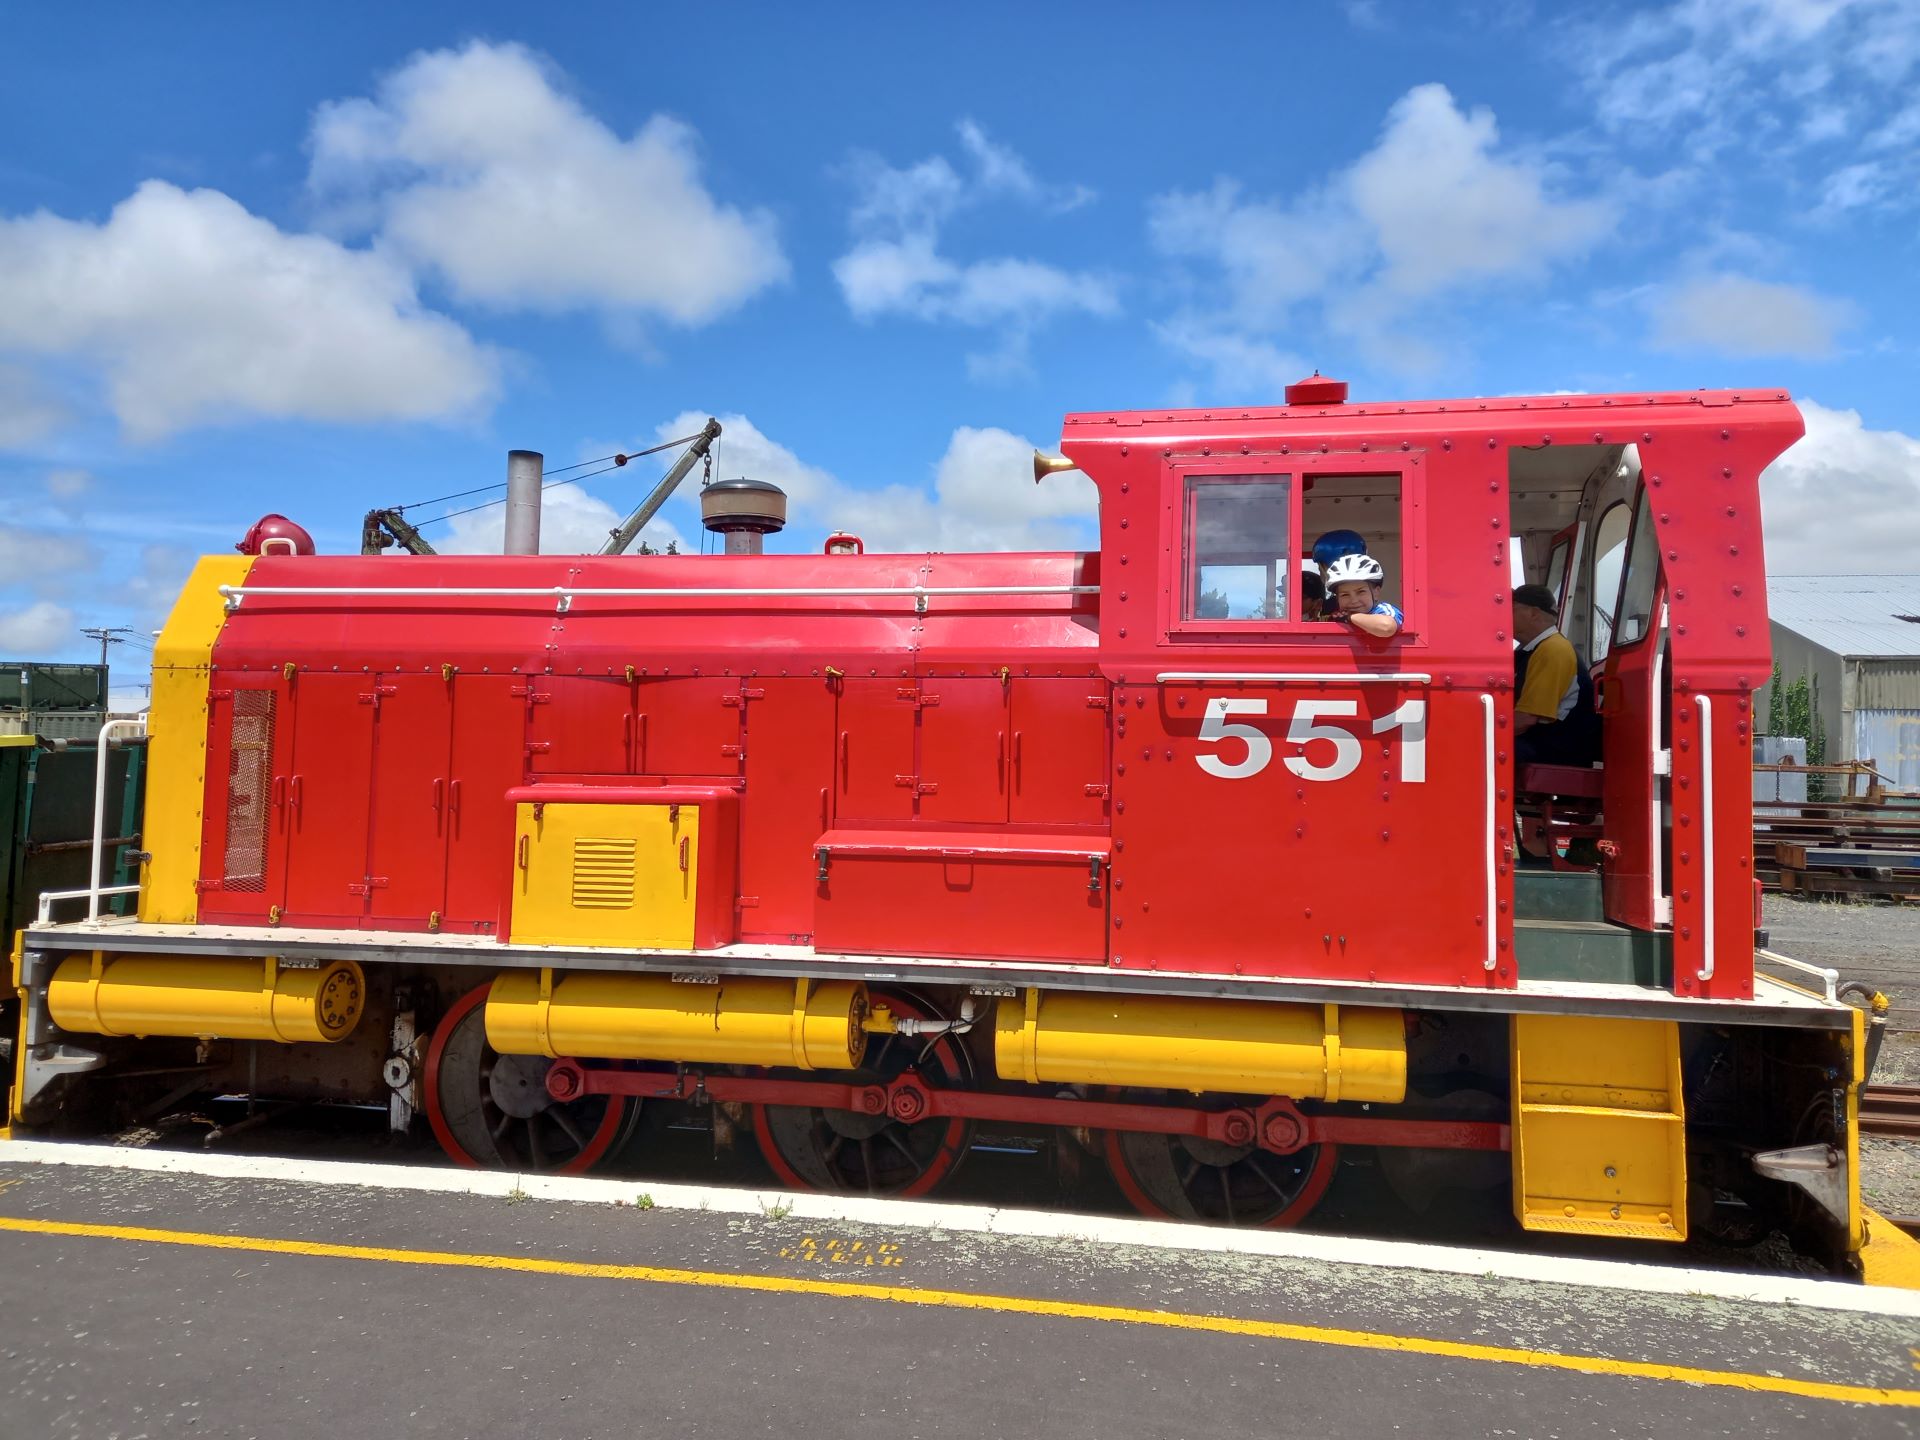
[600,418,722,555]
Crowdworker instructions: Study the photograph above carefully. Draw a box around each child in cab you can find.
[1322,554,1403,639]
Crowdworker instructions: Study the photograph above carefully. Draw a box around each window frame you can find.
[1609,484,1663,655]
[1586,498,1633,667]
[1160,451,1422,642]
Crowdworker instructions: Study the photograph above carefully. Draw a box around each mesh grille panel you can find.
[221,690,274,892]
[571,836,636,909]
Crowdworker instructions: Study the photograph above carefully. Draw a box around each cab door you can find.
[198,674,293,924]
[1599,487,1666,932]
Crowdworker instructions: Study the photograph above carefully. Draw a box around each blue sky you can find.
[2,1,1917,698]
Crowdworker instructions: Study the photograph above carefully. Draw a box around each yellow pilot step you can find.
[1511,1014,1687,1242]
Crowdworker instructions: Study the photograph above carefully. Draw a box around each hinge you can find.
[721,688,766,707]
[915,780,940,796]
[525,741,551,754]
[347,876,390,896]
[208,688,233,701]
[894,773,918,788]
[193,877,221,892]
[720,743,744,757]
[375,683,398,696]
[528,691,553,705]
[736,895,760,909]
[1083,782,1111,797]
[1653,749,1672,777]
[1654,895,1674,926]
[509,683,532,697]
[1086,694,1110,709]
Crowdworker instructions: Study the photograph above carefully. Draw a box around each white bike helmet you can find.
[1323,553,1384,586]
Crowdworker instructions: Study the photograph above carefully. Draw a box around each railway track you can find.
[1860,1084,1920,1139]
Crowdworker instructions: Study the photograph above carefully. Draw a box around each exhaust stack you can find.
[504,449,543,554]
[701,477,787,556]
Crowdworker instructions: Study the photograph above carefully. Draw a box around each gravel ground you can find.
[1765,895,1920,1215]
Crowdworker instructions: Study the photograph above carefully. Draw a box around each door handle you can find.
[678,836,690,872]
[838,731,850,789]
[289,775,304,818]
[516,834,530,871]
[432,778,445,829]
[448,779,462,819]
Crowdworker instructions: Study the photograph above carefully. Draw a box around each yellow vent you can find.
[509,802,699,949]
[571,837,636,909]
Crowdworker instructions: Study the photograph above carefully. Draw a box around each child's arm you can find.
[1347,607,1400,638]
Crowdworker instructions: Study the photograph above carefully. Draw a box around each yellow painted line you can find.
[0,1216,1915,1409]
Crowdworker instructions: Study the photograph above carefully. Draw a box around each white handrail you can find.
[1156,672,1432,684]
[38,883,141,926]
[1756,949,1839,1004]
[88,715,149,924]
[1697,693,1714,982]
[219,582,1099,615]
[1481,692,1498,972]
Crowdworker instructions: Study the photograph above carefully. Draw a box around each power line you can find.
[395,431,712,524]
[80,626,140,669]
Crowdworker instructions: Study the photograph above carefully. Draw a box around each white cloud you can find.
[0,180,497,440]
[833,121,1114,376]
[1650,274,1852,357]
[0,362,66,449]
[650,411,1096,553]
[310,41,786,324]
[44,468,92,502]
[0,523,96,581]
[1572,0,1920,168]
[0,601,75,654]
[1152,317,1308,402]
[1149,84,1607,375]
[1762,400,1920,573]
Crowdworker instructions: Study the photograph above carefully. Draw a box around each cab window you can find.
[1186,476,1292,621]
[1614,487,1661,648]
[1588,501,1631,664]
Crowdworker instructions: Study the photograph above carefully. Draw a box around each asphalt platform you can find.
[2,1146,1918,1439]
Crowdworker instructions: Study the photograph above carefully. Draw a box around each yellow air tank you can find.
[486,970,869,1071]
[48,953,364,1044]
[995,990,1405,1103]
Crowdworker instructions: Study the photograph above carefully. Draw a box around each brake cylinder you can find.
[485,970,869,1070]
[994,989,1405,1102]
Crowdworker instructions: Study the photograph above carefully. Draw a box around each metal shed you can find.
[1761,576,1920,789]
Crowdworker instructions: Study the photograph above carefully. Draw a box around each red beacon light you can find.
[1284,372,1349,407]
[824,532,864,555]
[236,514,316,557]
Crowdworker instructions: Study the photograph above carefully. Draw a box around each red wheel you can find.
[1103,1122,1338,1227]
[752,989,973,1198]
[422,982,633,1174]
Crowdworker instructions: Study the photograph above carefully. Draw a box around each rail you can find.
[1697,694,1714,982]
[1754,948,1840,1003]
[34,713,149,926]
[218,582,1100,616]
[1481,692,1497,972]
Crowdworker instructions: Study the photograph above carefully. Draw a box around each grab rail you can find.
[1697,693,1715,983]
[1155,672,1432,684]
[1481,693,1498,972]
[219,583,1099,616]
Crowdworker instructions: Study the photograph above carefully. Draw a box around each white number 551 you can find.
[1195,696,1426,783]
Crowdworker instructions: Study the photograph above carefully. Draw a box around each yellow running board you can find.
[1511,1015,1687,1242]
[1860,1208,1920,1290]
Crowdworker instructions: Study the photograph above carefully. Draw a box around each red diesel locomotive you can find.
[9,378,1894,1271]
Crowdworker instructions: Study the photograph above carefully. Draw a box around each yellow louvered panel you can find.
[509,802,698,948]
[571,837,636,909]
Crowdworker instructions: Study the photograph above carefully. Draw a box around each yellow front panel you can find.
[1511,1014,1687,1242]
[141,554,255,924]
[509,803,698,948]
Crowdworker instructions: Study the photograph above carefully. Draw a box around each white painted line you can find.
[4,1138,1917,1318]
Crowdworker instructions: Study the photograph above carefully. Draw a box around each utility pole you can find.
[81,626,138,669]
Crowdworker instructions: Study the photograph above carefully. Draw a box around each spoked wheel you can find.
[752,989,973,1198]
[423,983,636,1174]
[1103,1121,1339,1227]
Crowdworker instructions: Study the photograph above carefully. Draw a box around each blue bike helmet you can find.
[1311,529,1367,569]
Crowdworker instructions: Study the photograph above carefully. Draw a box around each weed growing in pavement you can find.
[760,1197,794,1220]
[506,1185,531,1205]
[636,1193,656,1210]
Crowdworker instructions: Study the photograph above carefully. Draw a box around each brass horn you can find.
[1033,451,1080,483]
